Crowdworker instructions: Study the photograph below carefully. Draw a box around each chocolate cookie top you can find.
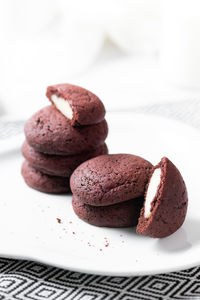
[46,83,105,126]
[24,106,108,155]
[136,157,188,238]
[22,141,108,177]
[70,154,152,206]
[21,161,70,194]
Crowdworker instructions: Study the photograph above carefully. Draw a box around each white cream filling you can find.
[51,95,73,119]
[144,168,161,218]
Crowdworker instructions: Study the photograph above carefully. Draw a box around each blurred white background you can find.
[0,0,200,117]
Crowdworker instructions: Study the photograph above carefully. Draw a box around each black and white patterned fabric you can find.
[0,258,199,300]
[0,100,200,300]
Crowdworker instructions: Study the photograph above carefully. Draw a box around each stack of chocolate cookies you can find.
[21,84,108,193]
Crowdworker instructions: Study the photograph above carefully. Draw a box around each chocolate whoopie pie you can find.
[70,154,153,206]
[21,161,70,194]
[24,106,108,155]
[22,141,108,177]
[72,196,143,227]
[46,84,105,126]
[136,157,188,238]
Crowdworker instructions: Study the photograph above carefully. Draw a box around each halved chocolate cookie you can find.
[46,83,105,126]
[136,157,188,238]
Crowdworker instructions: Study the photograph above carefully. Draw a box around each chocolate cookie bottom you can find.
[22,142,108,177]
[72,196,144,228]
[21,161,70,194]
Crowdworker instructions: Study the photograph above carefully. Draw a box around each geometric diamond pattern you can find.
[0,258,198,300]
[137,277,181,296]
[170,280,200,300]
[23,282,75,300]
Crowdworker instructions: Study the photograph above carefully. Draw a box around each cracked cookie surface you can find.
[70,154,153,206]
[24,106,108,155]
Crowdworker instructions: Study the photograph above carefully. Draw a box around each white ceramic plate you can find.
[0,112,200,276]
